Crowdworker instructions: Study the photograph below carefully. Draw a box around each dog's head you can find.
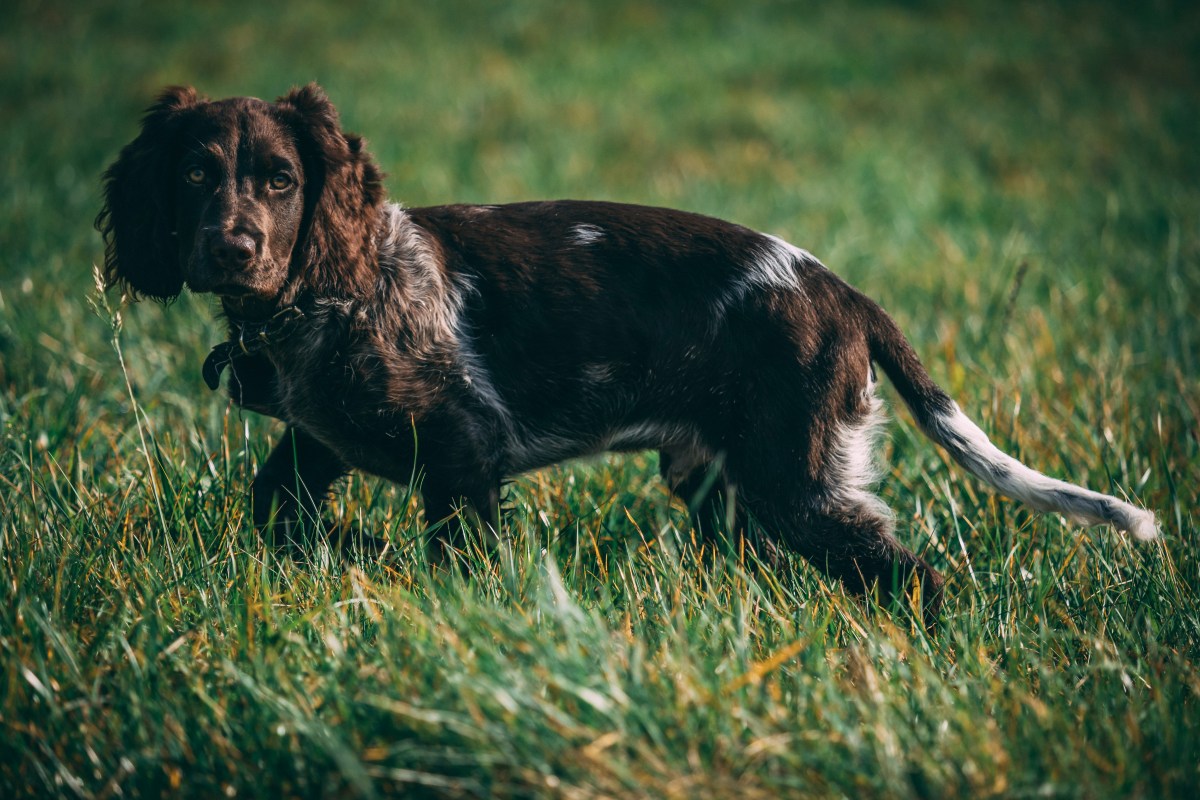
[96,84,384,309]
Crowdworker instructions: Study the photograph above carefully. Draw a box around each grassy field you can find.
[2,0,1199,796]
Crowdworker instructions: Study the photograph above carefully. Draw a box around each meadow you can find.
[2,0,1198,796]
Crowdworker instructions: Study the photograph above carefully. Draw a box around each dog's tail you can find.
[856,292,1158,541]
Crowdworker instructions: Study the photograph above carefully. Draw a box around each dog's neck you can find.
[221,293,292,324]
[218,202,429,326]
[202,302,311,391]
[211,203,455,361]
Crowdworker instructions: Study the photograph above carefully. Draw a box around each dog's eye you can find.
[184,167,206,185]
[268,173,293,191]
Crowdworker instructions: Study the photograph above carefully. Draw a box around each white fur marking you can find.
[504,421,696,475]
[583,362,616,383]
[741,235,803,293]
[456,326,511,422]
[377,203,513,426]
[828,389,895,526]
[717,233,815,315]
[376,203,462,350]
[929,405,1158,540]
[603,422,695,452]
[571,223,605,246]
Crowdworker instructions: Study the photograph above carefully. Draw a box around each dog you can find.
[96,84,1157,624]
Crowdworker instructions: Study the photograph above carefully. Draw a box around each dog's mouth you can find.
[185,262,279,301]
[218,286,290,322]
[210,282,256,298]
[185,268,254,297]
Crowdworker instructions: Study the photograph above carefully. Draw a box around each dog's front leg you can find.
[251,426,349,549]
[421,478,502,567]
[224,351,285,418]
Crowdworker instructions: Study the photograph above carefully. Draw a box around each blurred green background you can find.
[2,1,1198,797]
[3,0,1198,402]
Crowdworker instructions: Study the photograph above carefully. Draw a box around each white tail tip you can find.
[927,406,1159,543]
[1123,508,1159,542]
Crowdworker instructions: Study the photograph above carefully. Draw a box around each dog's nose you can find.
[211,233,257,266]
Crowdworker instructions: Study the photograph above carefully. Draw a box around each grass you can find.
[2,0,1199,796]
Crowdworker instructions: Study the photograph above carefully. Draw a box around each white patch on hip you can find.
[717,233,817,316]
[749,234,810,292]
[827,385,895,526]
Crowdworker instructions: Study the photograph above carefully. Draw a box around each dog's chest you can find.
[265,319,467,474]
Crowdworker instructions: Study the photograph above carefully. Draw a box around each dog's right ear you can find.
[96,86,205,301]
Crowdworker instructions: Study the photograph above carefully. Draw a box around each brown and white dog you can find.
[97,84,1157,623]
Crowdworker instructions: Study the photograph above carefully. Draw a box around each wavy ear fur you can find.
[96,86,204,300]
[276,83,385,299]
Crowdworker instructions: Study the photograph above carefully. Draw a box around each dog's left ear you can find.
[277,84,385,298]
[96,86,205,301]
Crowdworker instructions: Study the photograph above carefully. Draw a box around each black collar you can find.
[202,305,306,391]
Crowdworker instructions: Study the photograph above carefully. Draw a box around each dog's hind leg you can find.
[659,445,782,566]
[733,361,944,627]
[746,488,944,628]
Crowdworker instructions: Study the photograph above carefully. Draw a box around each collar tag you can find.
[201,305,306,391]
